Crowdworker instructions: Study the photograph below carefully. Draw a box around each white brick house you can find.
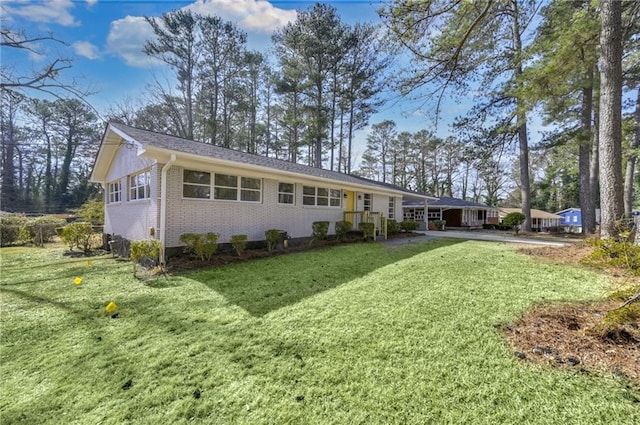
[90,122,430,260]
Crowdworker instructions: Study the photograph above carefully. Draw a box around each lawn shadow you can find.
[186,239,463,317]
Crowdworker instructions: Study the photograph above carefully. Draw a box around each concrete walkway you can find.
[382,230,572,247]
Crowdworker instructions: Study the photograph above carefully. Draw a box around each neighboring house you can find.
[90,122,430,260]
[556,208,582,233]
[403,196,498,229]
[499,208,561,231]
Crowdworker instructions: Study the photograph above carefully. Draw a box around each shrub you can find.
[503,212,525,235]
[130,239,161,272]
[75,198,104,225]
[400,220,419,232]
[60,222,95,253]
[24,216,67,246]
[335,221,353,241]
[433,219,446,230]
[312,221,329,240]
[387,219,400,235]
[180,232,219,261]
[265,229,282,252]
[231,234,248,257]
[482,223,496,230]
[583,237,640,275]
[180,233,200,257]
[0,215,27,246]
[359,222,375,241]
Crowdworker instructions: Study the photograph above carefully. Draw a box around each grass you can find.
[1,240,639,424]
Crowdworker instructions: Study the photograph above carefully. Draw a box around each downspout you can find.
[160,154,176,265]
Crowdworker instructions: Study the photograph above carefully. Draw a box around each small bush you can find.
[603,303,640,328]
[433,219,446,230]
[583,237,640,274]
[359,222,375,241]
[130,239,161,272]
[265,229,282,252]
[482,223,496,230]
[387,219,400,235]
[180,233,200,257]
[60,222,95,253]
[312,221,329,240]
[0,215,27,246]
[503,212,525,235]
[400,220,419,232]
[180,232,219,261]
[335,221,353,241]
[231,234,248,257]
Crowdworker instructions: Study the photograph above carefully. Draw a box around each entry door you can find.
[346,191,355,211]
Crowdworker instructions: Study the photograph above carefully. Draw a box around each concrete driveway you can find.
[383,230,572,247]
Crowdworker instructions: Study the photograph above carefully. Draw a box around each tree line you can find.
[1,1,639,239]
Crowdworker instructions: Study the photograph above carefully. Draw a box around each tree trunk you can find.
[598,0,624,239]
[624,88,640,217]
[579,85,596,234]
[511,0,532,231]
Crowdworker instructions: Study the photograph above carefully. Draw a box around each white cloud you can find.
[86,0,98,6]
[72,41,100,59]
[3,0,80,27]
[106,0,296,68]
[106,15,160,68]
[185,0,296,33]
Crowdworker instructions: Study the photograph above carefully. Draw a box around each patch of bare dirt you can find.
[508,243,640,385]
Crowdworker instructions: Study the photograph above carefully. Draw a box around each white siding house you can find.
[90,123,429,260]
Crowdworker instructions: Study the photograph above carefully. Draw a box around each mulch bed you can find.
[507,243,640,386]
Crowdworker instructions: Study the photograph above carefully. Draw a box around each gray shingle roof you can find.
[109,122,426,197]
[403,196,493,208]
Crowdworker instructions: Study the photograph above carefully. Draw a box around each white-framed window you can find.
[183,169,261,202]
[363,193,372,211]
[278,182,295,205]
[107,180,121,204]
[183,170,211,199]
[129,170,151,201]
[388,197,396,219]
[302,186,341,207]
[572,215,578,223]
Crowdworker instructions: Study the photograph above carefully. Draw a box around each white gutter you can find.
[159,154,176,265]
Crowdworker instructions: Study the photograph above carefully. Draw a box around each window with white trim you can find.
[183,169,261,202]
[107,181,121,203]
[183,170,211,199]
[302,186,341,207]
[129,170,150,201]
[278,182,295,204]
[388,197,396,219]
[363,193,372,211]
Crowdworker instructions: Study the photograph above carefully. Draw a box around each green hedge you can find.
[359,222,375,241]
[335,221,353,240]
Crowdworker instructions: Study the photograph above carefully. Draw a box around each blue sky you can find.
[2,0,539,162]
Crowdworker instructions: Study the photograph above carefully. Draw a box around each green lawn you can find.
[1,240,638,424]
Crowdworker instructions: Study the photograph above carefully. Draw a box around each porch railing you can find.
[343,211,388,240]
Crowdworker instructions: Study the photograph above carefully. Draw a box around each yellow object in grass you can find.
[105,301,118,314]
[86,260,92,266]
[73,277,83,285]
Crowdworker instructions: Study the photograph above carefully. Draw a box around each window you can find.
[129,170,150,201]
[388,197,396,219]
[183,169,261,202]
[107,181,121,204]
[572,215,578,223]
[278,182,295,204]
[302,185,341,207]
[183,170,211,199]
[363,193,372,211]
